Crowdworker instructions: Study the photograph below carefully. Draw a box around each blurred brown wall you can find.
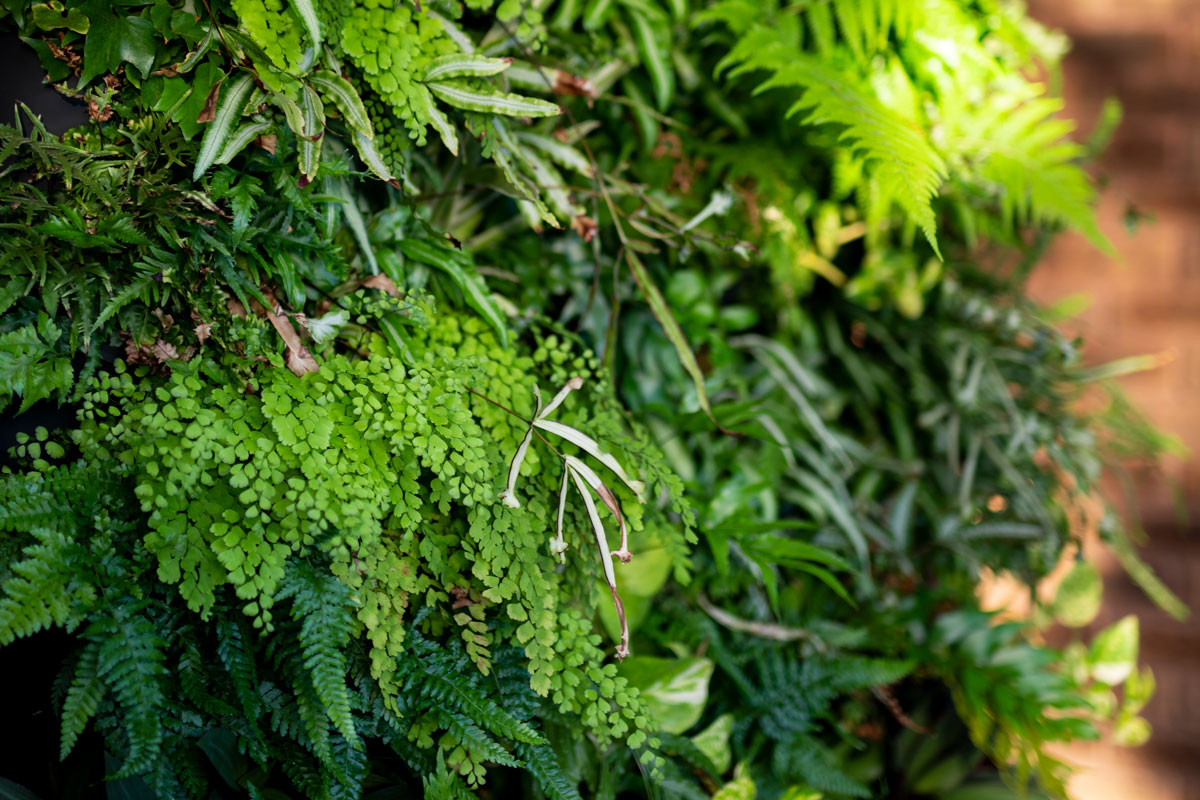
[1026,1,1200,797]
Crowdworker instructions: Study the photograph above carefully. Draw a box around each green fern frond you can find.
[216,616,264,726]
[89,604,167,778]
[717,23,946,255]
[825,656,914,691]
[515,742,585,800]
[277,560,359,748]
[416,660,546,746]
[0,527,82,645]
[438,709,523,768]
[59,640,106,760]
[779,734,871,797]
[945,93,1111,252]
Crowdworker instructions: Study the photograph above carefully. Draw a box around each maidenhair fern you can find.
[0,312,682,795]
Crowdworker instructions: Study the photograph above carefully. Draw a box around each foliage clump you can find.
[0,0,1185,797]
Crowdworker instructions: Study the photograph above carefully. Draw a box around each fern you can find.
[778,735,871,797]
[276,560,359,748]
[943,94,1111,252]
[59,640,106,759]
[89,603,168,777]
[713,20,946,254]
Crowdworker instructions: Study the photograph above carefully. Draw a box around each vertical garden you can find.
[0,0,1187,797]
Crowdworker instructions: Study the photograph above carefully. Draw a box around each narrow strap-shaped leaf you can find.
[218,29,274,67]
[353,129,400,186]
[309,70,372,138]
[426,11,475,53]
[551,465,570,561]
[564,454,629,561]
[537,376,583,420]
[327,176,377,273]
[273,92,309,139]
[423,54,513,82]
[567,465,630,659]
[291,0,322,50]
[396,239,509,348]
[490,119,559,228]
[194,73,256,180]
[427,80,562,118]
[533,419,647,502]
[176,26,214,74]
[427,102,459,157]
[215,119,272,165]
[298,83,325,182]
[534,418,646,501]
[627,7,674,111]
[499,386,542,508]
[409,84,458,156]
[625,250,735,434]
[516,131,595,176]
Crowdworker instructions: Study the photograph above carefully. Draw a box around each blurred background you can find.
[1027,1,1200,797]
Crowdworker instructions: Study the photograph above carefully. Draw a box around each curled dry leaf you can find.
[551,466,570,561]
[256,134,277,155]
[361,274,400,297]
[197,81,221,124]
[571,215,598,243]
[264,301,319,376]
[194,322,212,345]
[499,385,543,508]
[537,376,582,420]
[533,418,647,501]
[565,455,631,562]
[151,339,179,362]
[553,71,597,101]
[568,464,630,660]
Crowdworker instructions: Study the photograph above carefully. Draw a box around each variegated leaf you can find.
[410,84,458,156]
[292,0,322,50]
[516,131,595,177]
[353,130,399,186]
[194,73,257,180]
[298,83,324,182]
[309,70,372,138]
[427,80,561,118]
[215,119,273,165]
[423,54,513,82]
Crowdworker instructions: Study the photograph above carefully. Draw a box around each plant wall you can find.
[0,0,1187,798]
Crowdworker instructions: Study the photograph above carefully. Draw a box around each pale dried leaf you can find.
[532,418,647,501]
[565,455,630,562]
[568,465,629,659]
